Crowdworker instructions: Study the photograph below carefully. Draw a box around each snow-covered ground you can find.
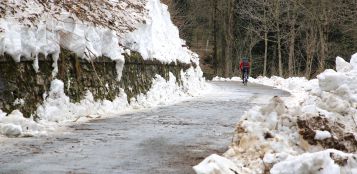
[0,0,205,137]
[196,53,357,174]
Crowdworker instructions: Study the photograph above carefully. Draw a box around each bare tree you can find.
[287,0,298,76]
[168,0,357,78]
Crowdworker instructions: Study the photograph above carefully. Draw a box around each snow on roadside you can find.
[193,154,244,174]
[248,76,319,95]
[130,67,206,109]
[195,53,357,174]
[0,67,207,138]
[212,76,242,82]
[270,149,357,174]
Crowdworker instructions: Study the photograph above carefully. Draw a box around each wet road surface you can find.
[0,82,289,174]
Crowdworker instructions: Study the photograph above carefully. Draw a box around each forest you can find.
[164,0,357,79]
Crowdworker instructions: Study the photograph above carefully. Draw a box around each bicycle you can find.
[243,69,248,86]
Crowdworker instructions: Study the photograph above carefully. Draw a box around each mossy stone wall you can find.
[0,50,191,117]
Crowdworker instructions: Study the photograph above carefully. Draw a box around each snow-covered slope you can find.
[125,0,198,64]
[0,0,198,78]
[196,53,357,174]
[0,0,144,78]
[0,0,206,137]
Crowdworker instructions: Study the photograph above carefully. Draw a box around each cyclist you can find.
[239,57,250,83]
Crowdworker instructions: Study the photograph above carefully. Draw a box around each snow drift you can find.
[195,53,357,174]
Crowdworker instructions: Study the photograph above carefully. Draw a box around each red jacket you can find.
[240,61,250,70]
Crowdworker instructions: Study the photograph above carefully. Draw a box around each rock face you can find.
[0,50,192,117]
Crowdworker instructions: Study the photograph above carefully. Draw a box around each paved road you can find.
[0,82,289,174]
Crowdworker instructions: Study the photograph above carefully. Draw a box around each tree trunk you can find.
[275,0,283,77]
[305,27,317,78]
[224,0,234,77]
[288,30,295,76]
[263,0,268,77]
[318,25,326,72]
[264,32,268,76]
[318,0,327,73]
[277,28,282,77]
[249,45,253,76]
[272,44,277,75]
[288,1,296,77]
[212,0,218,74]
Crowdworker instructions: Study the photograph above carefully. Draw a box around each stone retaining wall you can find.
[0,50,192,117]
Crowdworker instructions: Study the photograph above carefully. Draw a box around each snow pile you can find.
[195,53,357,174]
[181,67,207,95]
[35,67,207,124]
[36,79,128,123]
[193,154,242,174]
[131,67,207,109]
[270,149,357,174]
[0,110,48,137]
[250,76,318,93]
[0,123,22,137]
[212,76,242,82]
[125,0,199,64]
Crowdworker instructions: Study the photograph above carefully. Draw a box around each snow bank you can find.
[336,57,353,72]
[132,67,207,108]
[37,67,206,123]
[196,53,357,174]
[212,75,318,94]
[193,154,241,174]
[0,0,198,78]
[212,76,242,82]
[317,69,347,91]
[125,0,199,65]
[250,76,318,93]
[36,79,129,123]
[350,53,357,69]
[271,149,357,174]
[0,110,47,137]
[0,67,207,137]
[0,123,22,137]
[0,1,138,78]
[181,67,207,95]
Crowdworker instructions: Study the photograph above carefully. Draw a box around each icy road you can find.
[0,82,289,174]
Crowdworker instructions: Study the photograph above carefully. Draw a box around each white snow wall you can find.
[0,0,199,76]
